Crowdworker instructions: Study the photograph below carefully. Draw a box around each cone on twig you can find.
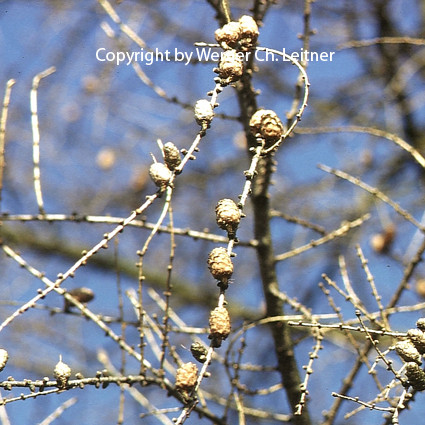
[175,362,198,401]
[215,198,241,238]
[207,247,233,285]
[194,99,214,128]
[395,340,422,365]
[215,15,258,51]
[54,356,72,389]
[408,329,425,354]
[190,342,208,364]
[405,362,425,391]
[0,349,8,373]
[215,21,241,50]
[149,162,172,191]
[209,306,231,348]
[249,109,284,146]
[163,142,181,171]
[216,50,244,84]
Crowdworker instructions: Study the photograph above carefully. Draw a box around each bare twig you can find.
[331,392,393,412]
[31,67,55,215]
[97,0,146,48]
[37,397,77,425]
[0,212,257,247]
[270,210,326,235]
[356,245,389,329]
[355,311,405,385]
[0,194,159,333]
[297,126,425,170]
[287,321,406,338]
[275,214,370,262]
[318,164,424,231]
[338,37,425,50]
[0,79,15,211]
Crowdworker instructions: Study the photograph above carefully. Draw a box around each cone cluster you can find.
[405,362,425,391]
[395,340,422,365]
[394,318,425,391]
[407,328,425,354]
[215,15,259,51]
[249,109,284,145]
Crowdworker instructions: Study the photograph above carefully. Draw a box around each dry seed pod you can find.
[64,287,95,312]
[217,50,244,84]
[54,356,72,388]
[0,349,8,372]
[238,15,259,50]
[370,225,395,254]
[149,162,172,191]
[405,362,425,391]
[209,306,231,347]
[249,109,284,145]
[207,247,233,284]
[416,279,425,298]
[96,147,116,171]
[163,142,181,170]
[417,318,425,332]
[408,328,425,354]
[194,99,214,127]
[190,342,208,364]
[249,109,269,133]
[215,21,241,50]
[215,198,241,238]
[395,340,422,365]
[175,362,198,391]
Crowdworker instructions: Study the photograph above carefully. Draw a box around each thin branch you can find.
[356,245,389,329]
[0,79,15,211]
[387,235,425,309]
[275,214,370,262]
[0,244,158,374]
[355,311,405,385]
[98,349,175,425]
[31,67,55,215]
[287,321,406,338]
[318,164,424,231]
[331,392,394,412]
[136,186,173,374]
[0,212,257,247]
[0,194,159,333]
[37,397,78,425]
[338,255,363,307]
[159,203,176,377]
[221,0,231,23]
[270,210,326,235]
[97,0,146,48]
[338,37,425,50]
[296,126,425,170]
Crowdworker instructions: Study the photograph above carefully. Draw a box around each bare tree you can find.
[1,1,425,424]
